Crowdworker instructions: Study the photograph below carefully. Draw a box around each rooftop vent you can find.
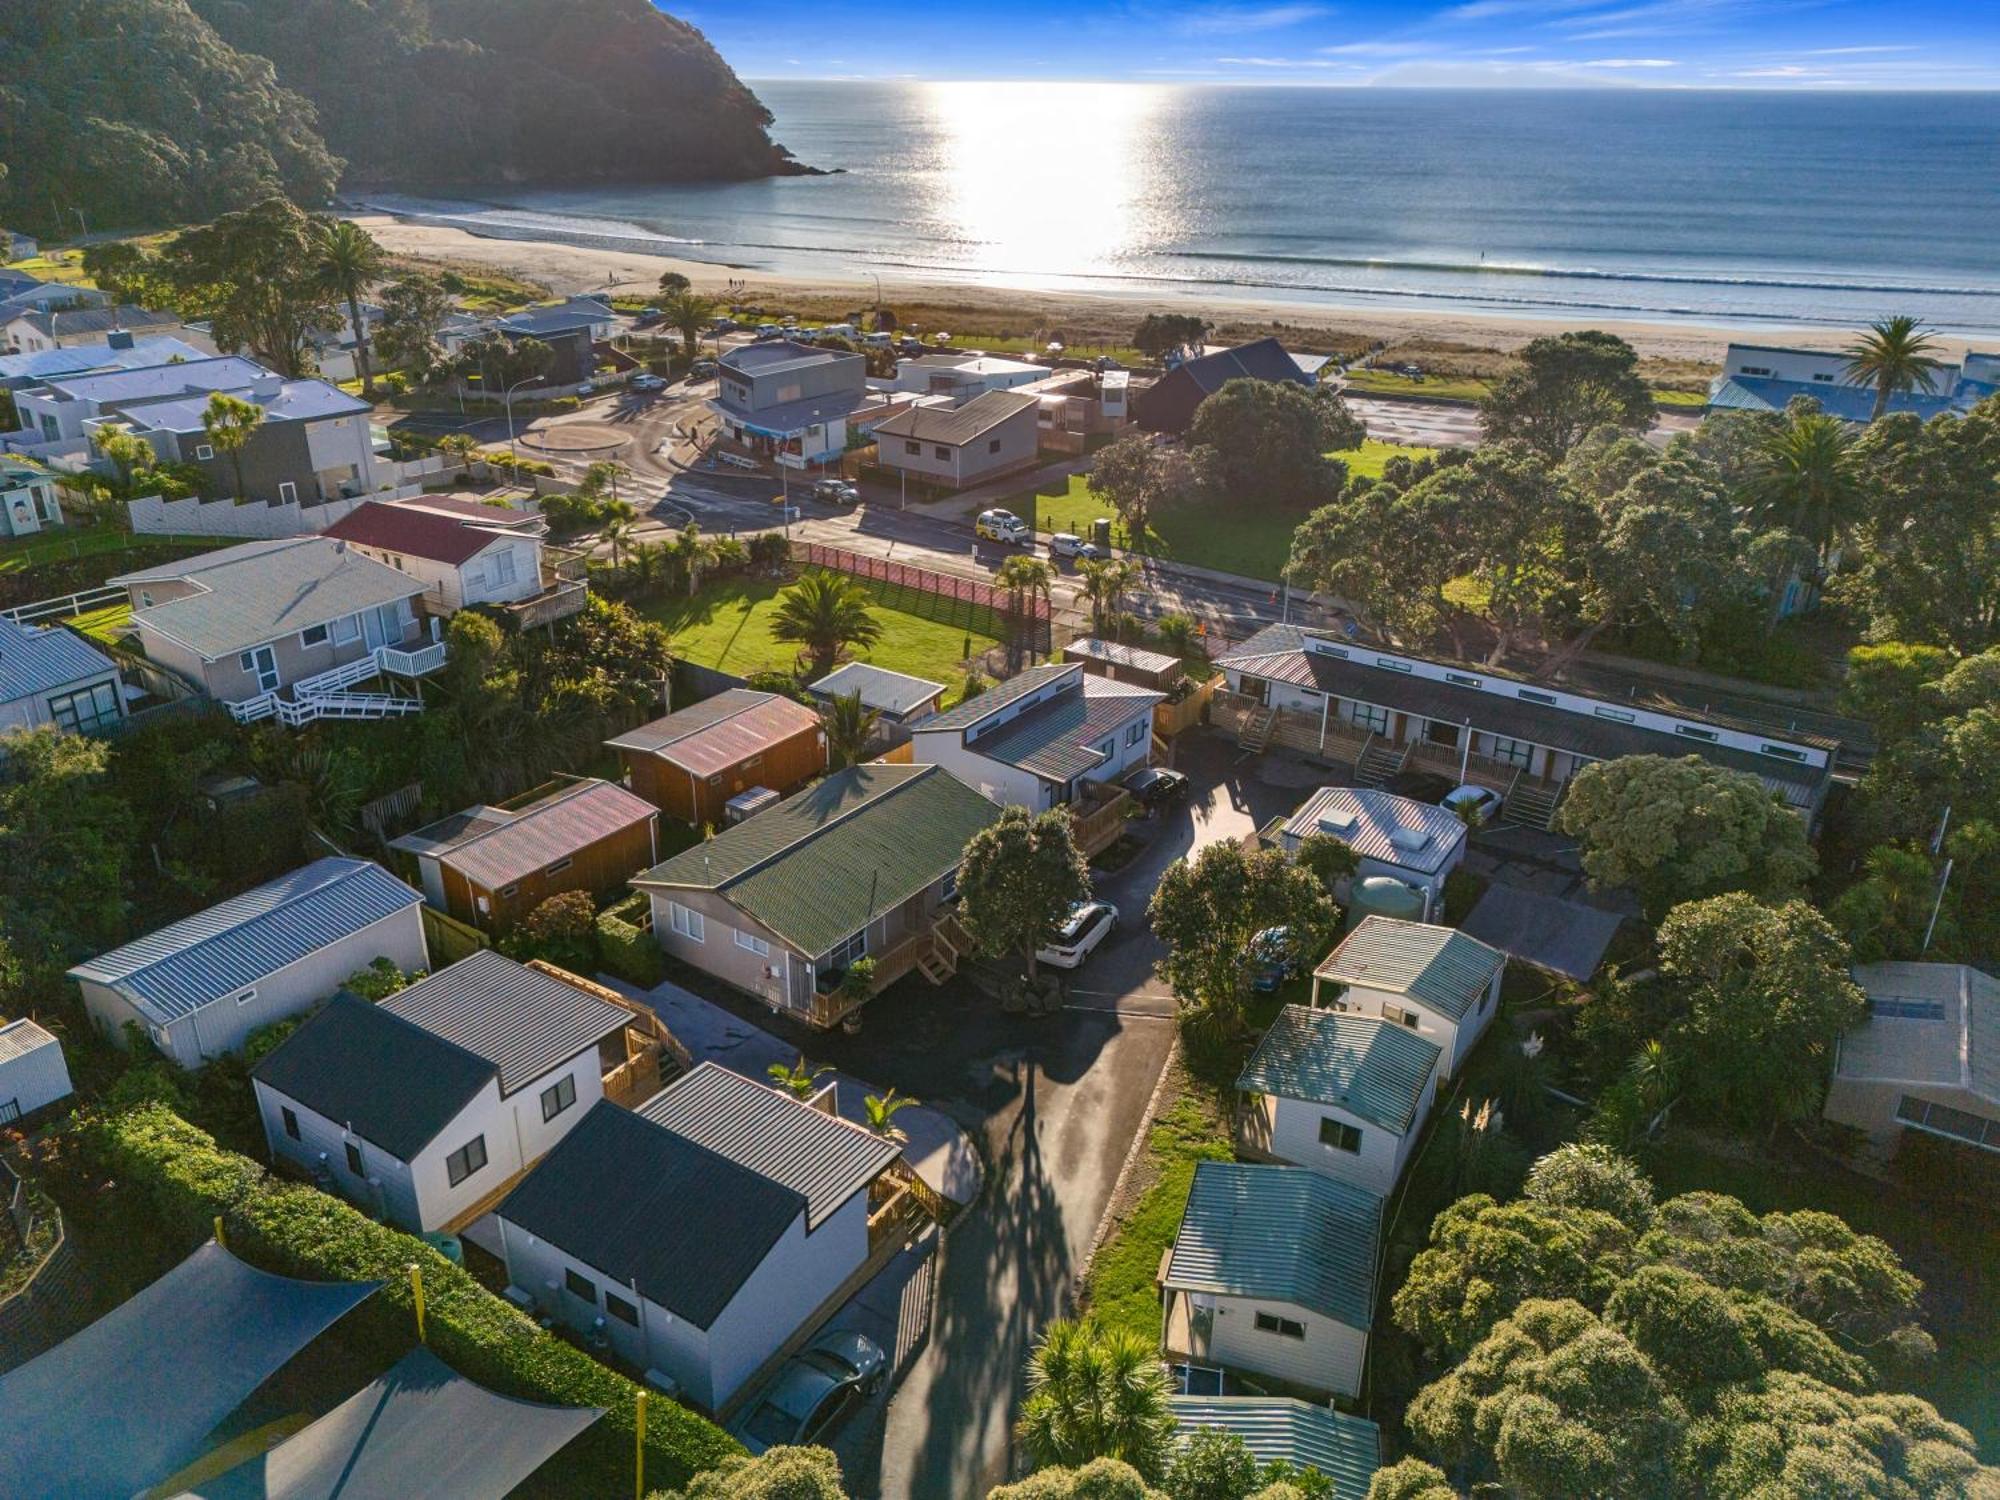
[1387,828,1432,854]
[1317,809,1358,836]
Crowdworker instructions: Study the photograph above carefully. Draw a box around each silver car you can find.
[731,1329,887,1455]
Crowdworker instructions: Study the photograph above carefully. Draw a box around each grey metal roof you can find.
[1837,962,2000,1103]
[1237,1006,1440,1134]
[0,616,120,706]
[383,951,629,1095]
[639,1063,899,1228]
[1167,1162,1381,1329]
[420,779,655,891]
[0,1016,58,1065]
[69,859,422,1026]
[1168,1398,1380,1500]
[967,675,1162,784]
[1281,787,1467,878]
[1315,917,1504,1022]
[809,661,946,719]
[496,297,613,338]
[713,386,869,436]
[35,354,266,404]
[871,388,1038,446]
[721,339,855,376]
[497,1100,805,1329]
[920,662,1074,732]
[126,537,425,660]
[251,994,496,1160]
[1064,637,1182,677]
[109,536,300,586]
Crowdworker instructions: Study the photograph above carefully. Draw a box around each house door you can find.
[1187,1293,1216,1357]
[247,646,279,693]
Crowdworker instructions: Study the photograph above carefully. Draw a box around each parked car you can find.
[706,317,740,335]
[1442,783,1504,827]
[731,1329,886,1456]
[1094,355,1126,371]
[1038,901,1119,969]
[1048,532,1103,561]
[1245,925,1303,993]
[976,509,1030,545]
[812,478,860,506]
[690,359,718,379]
[1124,766,1189,808]
[630,373,667,392]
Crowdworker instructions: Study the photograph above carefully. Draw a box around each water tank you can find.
[1348,875,1425,928]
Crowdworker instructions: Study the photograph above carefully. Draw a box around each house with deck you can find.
[323,496,583,625]
[112,536,444,724]
[1214,626,1838,830]
[496,1062,913,1412]
[711,340,868,471]
[1168,1399,1381,1500]
[1312,917,1504,1079]
[388,778,659,933]
[0,614,125,737]
[1236,1006,1441,1196]
[252,952,672,1235]
[1824,961,2000,1163]
[1161,1161,1382,1401]
[607,689,827,830]
[68,858,428,1068]
[632,763,1000,1028]
[1275,787,1467,918]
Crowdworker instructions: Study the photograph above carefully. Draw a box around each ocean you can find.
[367,82,2000,335]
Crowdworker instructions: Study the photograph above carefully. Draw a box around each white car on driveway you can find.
[1037,900,1119,969]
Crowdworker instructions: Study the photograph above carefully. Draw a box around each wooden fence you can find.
[421,904,490,964]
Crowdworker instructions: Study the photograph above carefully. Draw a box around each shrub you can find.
[508,890,600,971]
[599,909,665,988]
[1441,867,1486,925]
[84,1105,741,1490]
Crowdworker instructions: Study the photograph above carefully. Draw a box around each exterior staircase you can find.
[1354,735,1409,787]
[1237,705,1278,753]
[227,641,448,727]
[1504,779,1566,831]
[918,913,974,985]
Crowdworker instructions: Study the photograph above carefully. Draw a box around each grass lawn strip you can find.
[0,527,213,576]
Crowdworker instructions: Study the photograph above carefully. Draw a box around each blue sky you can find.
[672,0,2000,87]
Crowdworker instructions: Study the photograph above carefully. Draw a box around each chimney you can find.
[106,329,134,352]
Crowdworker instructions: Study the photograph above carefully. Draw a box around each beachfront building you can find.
[711,340,868,471]
[1709,342,2000,423]
[870,389,1041,491]
[493,297,618,387]
[1019,367,1132,454]
[892,352,1049,398]
[1136,337,1315,435]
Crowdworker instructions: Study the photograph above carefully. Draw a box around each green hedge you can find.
[597,910,665,988]
[86,1104,741,1492]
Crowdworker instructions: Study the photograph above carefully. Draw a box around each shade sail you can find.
[0,1240,379,1500]
[172,1345,604,1500]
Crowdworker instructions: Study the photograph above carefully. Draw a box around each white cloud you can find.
[1175,3,1334,35]
[1584,56,1676,66]
[1318,39,1429,55]
[1732,64,1819,76]
[1213,54,1353,67]
[1805,44,1918,55]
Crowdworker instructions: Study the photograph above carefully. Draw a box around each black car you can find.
[1378,770,1457,804]
[1125,765,1190,808]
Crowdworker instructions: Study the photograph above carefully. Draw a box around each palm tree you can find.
[1747,407,1863,567]
[862,1089,919,1142]
[767,1054,832,1100]
[1076,557,1138,635]
[309,219,387,397]
[1017,1319,1176,1480]
[602,512,636,573]
[660,289,714,361]
[1843,315,1945,421]
[201,391,265,500]
[437,432,480,476]
[994,554,1056,667]
[822,689,881,769]
[770,569,882,678]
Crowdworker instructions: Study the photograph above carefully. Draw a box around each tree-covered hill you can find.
[0,0,798,238]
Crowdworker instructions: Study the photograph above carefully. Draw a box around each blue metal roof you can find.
[69,859,422,1025]
[1237,1006,1440,1134]
[1167,1162,1382,1328]
[1706,373,1965,424]
[0,616,119,706]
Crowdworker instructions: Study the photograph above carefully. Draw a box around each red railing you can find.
[794,542,1050,623]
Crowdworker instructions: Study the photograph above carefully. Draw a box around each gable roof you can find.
[0,616,119,705]
[634,763,1001,956]
[321,498,541,566]
[1315,917,1504,1021]
[251,994,496,1160]
[1064,637,1182,677]
[606,690,821,778]
[809,661,946,718]
[122,537,424,659]
[1138,338,1312,432]
[639,1064,899,1228]
[382,951,629,1095]
[963,673,1162,783]
[1167,1161,1382,1328]
[721,339,854,377]
[1168,1398,1380,1500]
[1837,961,2000,1105]
[33,305,184,342]
[0,1017,60,1068]
[497,1100,805,1329]
[69,859,422,1026]
[919,662,1074,733]
[1237,1007,1440,1134]
[1281,787,1468,877]
[406,779,655,891]
[496,297,613,339]
[871,388,1038,445]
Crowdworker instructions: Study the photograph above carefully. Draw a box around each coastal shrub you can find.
[599,909,665,988]
[84,1104,742,1490]
[506,890,600,972]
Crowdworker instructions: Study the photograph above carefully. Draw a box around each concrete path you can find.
[598,973,984,1207]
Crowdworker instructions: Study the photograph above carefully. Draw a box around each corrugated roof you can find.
[1837,961,2000,1104]
[920,662,1075,733]
[809,662,946,718]
[125,538,425,660]
[1064,638,1182,676]
[871,388,1039,446]
[1168,1398,1380,1500]
[1167,1162,1382,1328]
[1315,917,1504,1022]
[497,1100,804,1329]
[36,354,267,404]
[639,1063,898,1228]
[426,779,655,890]
[1281,787,1467,878]
[1237,1006,1440,1134]
[322,499,539,567]
[0,616,119,706]
[69,859,422,1026]
[720,339,856,377]
[0,1016,58,1065]
[251,994,496,1160]
[634,764,1001,957]
[606,690,822,777]
[383,951,629,1095]
[109,536,300,586]
[968,675,1162,784]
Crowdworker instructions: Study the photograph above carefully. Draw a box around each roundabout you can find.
[515,420,632,457]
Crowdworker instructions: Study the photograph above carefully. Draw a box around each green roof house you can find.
[1162,1161,1383,1400]
[1313,916,1505,1078]
[1237,1005,1441,1196]
[631,762,1001,1028]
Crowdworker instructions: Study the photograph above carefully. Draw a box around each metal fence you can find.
[792,541,1051,656]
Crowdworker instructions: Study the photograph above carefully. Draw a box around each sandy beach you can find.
[351,212,1904,375]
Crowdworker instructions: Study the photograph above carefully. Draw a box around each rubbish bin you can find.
[1092,516,1113,552]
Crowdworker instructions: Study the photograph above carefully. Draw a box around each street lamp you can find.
[503,375,542,457]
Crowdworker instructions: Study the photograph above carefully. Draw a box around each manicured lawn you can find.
[637,574,1002,686]
[70,602,131,643]
[1652,388,1710,408]
[1340,368,1492,403]
[0,526,210,576]
[8,251,94,287]
[1015,440,1433,583]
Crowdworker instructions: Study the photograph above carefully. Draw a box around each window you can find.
[1095,738,1115,760]
[904,440,921,456]
[300,623,330,648]
[498,883,520,900]
[544,856,573,876]
[933,445,951,460]
[1896,1095,2000,1152]
[735,929,771,958]
[1593,706,1636,724]
[233,988,257,1007]
[1446,671,1481,688]
[1761,744,1810,763]
[825,927,868,971]
[1373,657,1413,674]
[540,1074,577,1123]
[606,1290,640,1326]
[1740,365,1773,378]
[565,1268,597,1303]
[1254,1312,1306,1339]
[282,1107,300,1141]
[491,550,517,586]
[345,1141,365,1177]
[1350,702,1390,735]
[988,438,1002,454]
[445,1134,488,1186]
[278,481,298,504]
[332,613,362,644]
[1518,688,1558,706]
[1384,1005,1421,1030]
[195,443,214,460]
[1812,372,1834,383]
[1319,1118,1363,1153]
[1125,720,1146,747]
[1674,724,1720,744]
[1872,994,1946,1020]
[669,902,705,943]
[46,681,121,733]
[1489,736,1533,769]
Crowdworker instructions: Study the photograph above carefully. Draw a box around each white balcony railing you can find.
[227,641,448,727]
